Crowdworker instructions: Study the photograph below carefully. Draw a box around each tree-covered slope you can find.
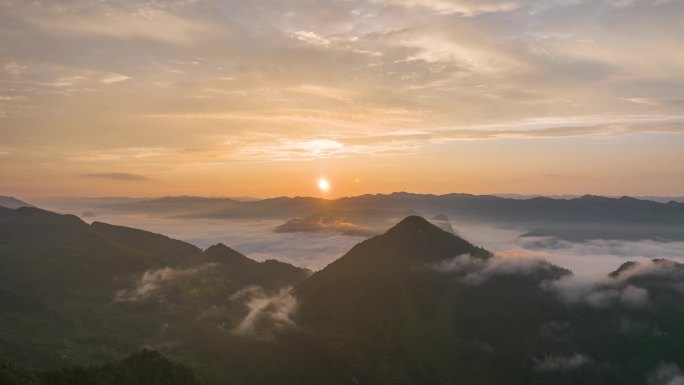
[1,349,203,385]
[0,207,310,376]
[290,216,684,384]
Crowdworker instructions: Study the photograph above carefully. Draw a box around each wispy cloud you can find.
[648,362,684,385]
[230,286,298,339]
[16,1,211,44]
[533,354,591,372]
[234,138,419,161]
[371,0,522,16]
[84,172,151,181]
[114,263,217,302]
[70,148,170,162]
[431,253,565,285]
[100,73,131,84]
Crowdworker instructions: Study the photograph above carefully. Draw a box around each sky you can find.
[1,0,683,198]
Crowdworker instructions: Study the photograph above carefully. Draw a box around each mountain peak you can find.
[382,215,464,243]
[296,216,491,295]
[0,196,33,209]
[203,243,254,265]
[386,215,442,235]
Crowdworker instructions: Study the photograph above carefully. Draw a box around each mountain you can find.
[99,195,331,218]
[0,206,310,375]
[296,215,493,326]
[0,206,308,299]
[91,221,203,265]
[3,209,684,384]
[0,196,31,209]
[1,349,203,385]
[288,217,684,384]
[291,216,575,384]
[70,193,684,241]
[430,214,455,234]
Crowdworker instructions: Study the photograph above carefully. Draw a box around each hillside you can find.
[288,217,684,384]
[0,196,32,209]
[0,206,310,376]
[2,210,684,384]
[0,349,203,385]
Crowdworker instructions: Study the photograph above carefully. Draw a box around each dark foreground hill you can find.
[2,208,684,384]
[290,217,684,384]
[0,206,309,376]
[0,349,202,385]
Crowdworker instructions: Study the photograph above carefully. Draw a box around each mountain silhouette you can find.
[3,210,684,384]
[89,192,684,241]
[0,196,32,209]
[1,349,203,385]
[0,206,309,371]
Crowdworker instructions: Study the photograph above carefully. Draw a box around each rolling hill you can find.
[2,207,684,384]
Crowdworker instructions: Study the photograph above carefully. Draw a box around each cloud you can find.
[275,217,375,237]
[648,362,684,385]
[46,209,358,271]
[434,224,684,309]
[16,1,212,44]
[233,137,420,161]
[541,262,661,309]
[230,286,298,339]
[100,73,131,84]
[291,31,331,47]
[70,148,170,162]
[499,235,684,280]
[372,0,522,15]
[582,284,648,308]
[430,253,566,285]
[84,172,151,181]
[533,354,591,371]
[114,263,217,302]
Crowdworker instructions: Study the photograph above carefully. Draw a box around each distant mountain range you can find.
[0,196,32,209]
[25,192,684,241]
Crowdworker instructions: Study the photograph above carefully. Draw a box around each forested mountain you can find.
[2,207,684,384]
[1,349,202,385]
[0,206,310,377]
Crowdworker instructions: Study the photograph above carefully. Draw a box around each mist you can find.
[229,286,298,339]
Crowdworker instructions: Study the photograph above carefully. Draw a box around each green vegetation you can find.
[1,349,202,385]
[2,208,684,384]
[0,207,309,381]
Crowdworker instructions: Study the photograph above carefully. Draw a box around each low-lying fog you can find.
[36,199,684,279]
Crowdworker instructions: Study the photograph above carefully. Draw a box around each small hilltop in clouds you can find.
[0,196,32,209]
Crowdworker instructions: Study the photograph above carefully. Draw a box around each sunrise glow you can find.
[0,1,682,199]
[318,178,330,193]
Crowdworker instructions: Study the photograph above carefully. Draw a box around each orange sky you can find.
[1,0,683,199]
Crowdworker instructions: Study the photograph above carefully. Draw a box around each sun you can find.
[318,178,330,193]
